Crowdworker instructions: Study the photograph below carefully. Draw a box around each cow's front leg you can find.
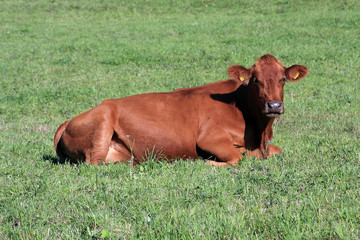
[205,160,239,167]
[243,144,282,159]
[197,135,243,167]
[266,144,282,157]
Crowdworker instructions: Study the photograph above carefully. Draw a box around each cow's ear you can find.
[285,65,308,82]
[227,65,252,84]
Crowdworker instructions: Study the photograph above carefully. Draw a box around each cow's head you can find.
[227,54,308,118]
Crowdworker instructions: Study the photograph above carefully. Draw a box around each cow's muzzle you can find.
[264,101,283,117]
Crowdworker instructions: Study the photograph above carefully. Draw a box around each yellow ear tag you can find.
[293,72,299,80]
[239,76,245,81]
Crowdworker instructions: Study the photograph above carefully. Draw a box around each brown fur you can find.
[54,54,308,166]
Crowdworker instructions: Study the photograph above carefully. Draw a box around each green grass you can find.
[1,0,360,238]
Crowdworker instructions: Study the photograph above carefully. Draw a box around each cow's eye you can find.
[254,78,261,85]
[280,78,286,84]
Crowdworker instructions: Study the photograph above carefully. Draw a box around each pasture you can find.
[1,0,359,238]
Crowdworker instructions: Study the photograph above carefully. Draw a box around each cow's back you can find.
[174,79,241,94]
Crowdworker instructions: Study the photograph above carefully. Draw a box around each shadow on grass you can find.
[42,154,79,165]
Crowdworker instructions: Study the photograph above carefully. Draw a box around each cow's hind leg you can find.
[86,124,114,165]
[104,134,136,165]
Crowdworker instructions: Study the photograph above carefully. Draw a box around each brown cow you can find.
[54,54,308,166]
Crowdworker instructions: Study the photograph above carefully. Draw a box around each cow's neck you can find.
[259,117,274,148]
[251,110,274,151]
[236,85,275,155]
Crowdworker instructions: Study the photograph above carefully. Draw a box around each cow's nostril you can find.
[267,102,283,111]
[271,102,280,108]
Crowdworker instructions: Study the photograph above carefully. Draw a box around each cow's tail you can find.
[54,120,70,162]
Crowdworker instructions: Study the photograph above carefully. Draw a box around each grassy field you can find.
[1,0,360,238]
